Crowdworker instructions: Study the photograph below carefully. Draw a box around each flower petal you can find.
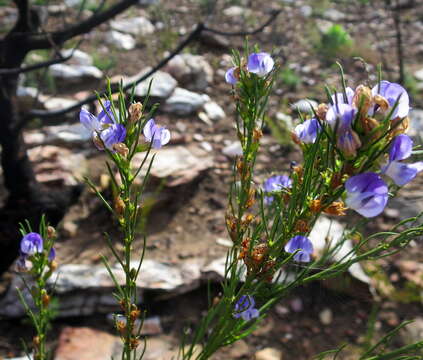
[389,134,413,162]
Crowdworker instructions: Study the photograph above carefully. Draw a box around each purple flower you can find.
[48,248,56,262]
[345,172,388,218]
[337,129,361,157]
[294,118,321,144]
[233,295,259,321]
[225,67,238,85]
[16,254,29,272]
[263,175,292,204]
[20,232,43,256]
[371,81,410,119]
[331,87,354,106]
[143,118,171,149]
[381,134,423,186]
[247,52,274,77]
[326,103,357,131]
[80,101,125,150]
[284,235,313,262]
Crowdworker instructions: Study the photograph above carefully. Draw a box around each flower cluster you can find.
[292,80,422,218]
[225,52,274,85]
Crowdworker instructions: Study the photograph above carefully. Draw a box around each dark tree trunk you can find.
[0,12,81,274]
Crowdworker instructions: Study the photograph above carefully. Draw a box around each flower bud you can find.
[113,142,129,157]
[33,336,41,346]
[41,292,50,307]
[130,309,140,322]
[337,130,362,157]
[116,320,126,334]
[294,219,310,233]
[317,103,328,120]
[128,102,143,123]
[47,226,56,239]
[390,116,409,137]
[49,260,58,271]
[310,199,322,213]
[323,201,347,216]
[373,94,389,113]
[253,128,263,142]
[92,133,105,150]
[114,196,126,216]
[353,85,373,115]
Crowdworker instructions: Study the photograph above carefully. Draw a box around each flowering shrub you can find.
[15,48,423,359]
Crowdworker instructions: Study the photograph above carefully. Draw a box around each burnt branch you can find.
[203,9,281,36]
[0,53,72,75]
[27,23,206,119]
[24,0,138,50]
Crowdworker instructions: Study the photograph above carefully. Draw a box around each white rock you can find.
[39,96,79,111]
[408,108,423,140]
[290,99,318,113]
[401,317,423,344]
[133,68,177,98]
[61,49,93,66]
[319,308,333,325]
[323,8,345,21]
[414,68,423,82]
[166,53,214,91]
[49,63,103,81]
[222,141,243,158]
[203,101,225,121]
[300,5,312,17]
[310,216,371,284]
[254,347,283,360]
[164,88,206,115]
[276,112,293,130]
[223,6,251,17]
[105,30,136,50]
[110,16,154,36]
[46,123,92,144]
[133,145,213,187]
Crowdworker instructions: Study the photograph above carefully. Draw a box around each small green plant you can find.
[279,66,301,90]
[93,51,117,72]
[317,24,353,61]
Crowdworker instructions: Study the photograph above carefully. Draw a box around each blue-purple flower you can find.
[233,295,259,321]
[345,172,388,218]
[143,118,171,149]
[284,235,313,262]
[370,81,410,119]
[80,100,126,151]
[331,87,354,106]
[48,247,56,262]
[20,232,43,256]
[293,118,321,144]
[326,103,356,131]
[225,67,238,85]
[381,134,423,186]
[247,52,274,77]
[263,175,292,204]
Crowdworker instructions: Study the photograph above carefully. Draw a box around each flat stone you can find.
[105,30,136,50]
[110,16,154,36]
[133,145,213,187]
[290,99,318,114]
[49,63,103,82]
[203,101,225,121]
[414,68,423,82]
[54,327,120,360]
[323,8,345,21]
[310,216,370,285]
[408,108,423,139]
[223,6,251,17]
[165,53,213,91]
[255,347,283,360]
[39,96,79,112]
[132,68,177,99]
[164,88,207,116]
[61,49,93,66]
[222,141,243,158]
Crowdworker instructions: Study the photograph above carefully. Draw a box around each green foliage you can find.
[279,66,301,90]
[317,24,354,61]
[93,52,117,72]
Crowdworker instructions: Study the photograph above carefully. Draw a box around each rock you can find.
[48,4,67,15]
[216,238,233,247]
[132,145,213,187]
[319,308,333,325]
[110,16,154,36]
[310,216,371,285]
[61,49,93,66]
[39,96,79,112]
[276,112,294,130]
[105,30,136,50]
[25,123,92,147]
[0,259,204,317]
[49,63,103,82]
[255,347,283,360]
[290,99,318,114]
[164,88,207,115]
[290,297,303,312]
[299,5,312,17]
[133,68,177,99]
[17,86,42,112]
[226,340,249,358]
[143,337,174,360]
[408,108,423,140]
[414,68,423,82]
[401,317,423,344]
[222,141,243,158]
[54,327,120,360]
[27,145,87,186]
[138,0,159,5]
[396,260,423,287]
[323,8,345,22]
[223,6,251,17]
[203,101,225,121]
[165,53,213,91]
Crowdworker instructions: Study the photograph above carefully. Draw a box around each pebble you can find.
[319,308,333,325]
[254,347,283,360]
